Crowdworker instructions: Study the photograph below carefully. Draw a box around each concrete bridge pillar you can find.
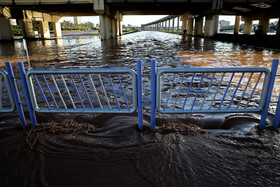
[116,12,123,36]
[181,13,189,34]
[276,19,280,36]
[258,17,270,35]
[100,15,113,40]
[53,22,62,37]
[172,18,175,31]
[204,15,219,37]
[20,19,35,39]
[118,20,122,35]
[177,16,180,31]
[234,16,241,35]
[187,18,194,35]
[39,21,50,38]
[168,19,171,31]
[0,17,13,40]
[112,18,118,37]
[243,18,253,35]
[194,17,203,36]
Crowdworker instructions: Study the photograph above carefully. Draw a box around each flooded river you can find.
[0,31,280,186]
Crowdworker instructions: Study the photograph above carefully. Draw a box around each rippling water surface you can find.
[0,32,280,186]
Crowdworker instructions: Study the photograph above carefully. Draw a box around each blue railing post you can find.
[5,62,27,127]
[137,60,143,130]
[150,59,156,130]
[260,59,279,130]
[18,62,37,127]
[273,93,280,130]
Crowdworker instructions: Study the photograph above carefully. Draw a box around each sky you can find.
[63,15,278,26]
[63,15,171,26]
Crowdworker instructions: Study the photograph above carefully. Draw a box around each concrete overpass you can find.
[0,0,279,40]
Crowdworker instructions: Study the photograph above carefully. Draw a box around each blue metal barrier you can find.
[260,59,279,130]
[137,59,157,130]
[5,62,26,127]
[2,59,280,131]
[156,67,270,114]
[137,60,143,130]
[273,91,280,130]
[25,69,137,116]
[150,59,156,130]
[18,62,37,127]
[0,69,15,113]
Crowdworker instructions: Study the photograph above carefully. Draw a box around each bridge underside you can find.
[107,2,280,17]
[3,1,280,17]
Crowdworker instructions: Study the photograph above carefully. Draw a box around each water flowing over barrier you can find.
[1,59,280,130]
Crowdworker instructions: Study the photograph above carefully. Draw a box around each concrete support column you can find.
[0,17,13,40]
[112,18,118,37]
[194,17,203,36]
[39,21,50,38]
[258,17,270,35]
[53,22,62,37]
[234,16,241,35]
[243,18,253,35]
[118,20,122,35]
[100,15,113,40]
[181,13,189,34]
[187,18,194,35]
[168,19,171,31]
[276,19,280,36]
[204,15,219,37]
[116,11,123,36]
[172,18,175,31]
[177,16,180,31]
[20,19,35,39]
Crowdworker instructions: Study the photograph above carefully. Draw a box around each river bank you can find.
[212,34,280,50]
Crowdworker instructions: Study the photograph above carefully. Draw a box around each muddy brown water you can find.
[0,31,280,186]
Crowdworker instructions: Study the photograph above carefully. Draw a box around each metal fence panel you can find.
[26,69,137,113]
[0,70,15,113]
[156,67,271,114]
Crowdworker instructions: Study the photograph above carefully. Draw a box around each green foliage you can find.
[61,21,99,31]
[123,28,139,34]
[162,31,181,35]
[11,25,22,35]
